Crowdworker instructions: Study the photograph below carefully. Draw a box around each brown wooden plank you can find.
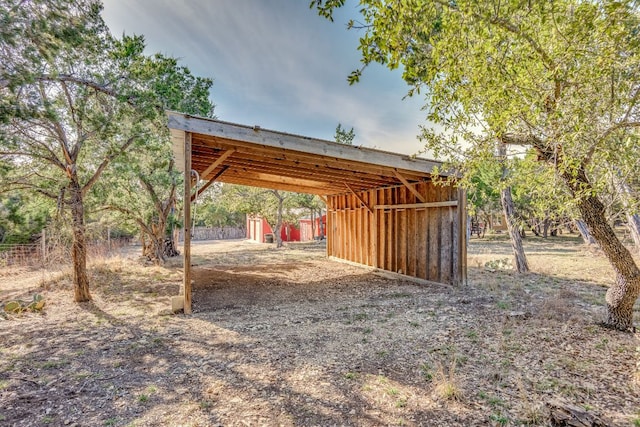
[371,189,378,268]
[364,191,371,266]
[398,186,407,275]
[374,201,458,209]
[167,114,446,177]
[394,170,427,203]
[427,182,440,282]
[407,206,417,277]
[417,207,427,279]
[200,149,234,180]
[378,188,385,269]
[440,186,452,285]
[356,203,362,264]
[349,201,355,263]
[219,172,338,195]
[386,187,394,272]
[183,132,192,315]
[195,134,432,183]
[192,165,228,201]
[326,198,333,256]
[458,188,467,285]
[450,187,459,284]
[345,183,373,214]
[202,154,395,190]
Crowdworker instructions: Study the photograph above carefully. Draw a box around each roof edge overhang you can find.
[167,111,448,178]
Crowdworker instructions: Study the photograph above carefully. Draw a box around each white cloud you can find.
[101,0,432,156]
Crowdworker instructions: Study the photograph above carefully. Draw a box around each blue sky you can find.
[101,0,430,155]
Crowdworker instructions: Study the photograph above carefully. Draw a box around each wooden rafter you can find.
[393,170,426,203]
[191,165,229,202]
[194,136,433,180]
[168,113,442,174]
[193,154,395,188]
[345,183,373,214]
[200,149,234,180]
[374,201,458,210]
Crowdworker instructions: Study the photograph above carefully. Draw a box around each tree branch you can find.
[102,205,154,236]
[81,135,137,196]
[433,0,555,69]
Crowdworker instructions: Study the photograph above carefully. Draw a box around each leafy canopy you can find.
[312,0,640,194]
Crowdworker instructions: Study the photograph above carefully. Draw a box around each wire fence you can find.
[1,226,246,268]
[0,243,42,267]
[0,238,131,268]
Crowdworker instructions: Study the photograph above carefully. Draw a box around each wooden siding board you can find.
[398,186,407,275]
[427,183,440,281]
[371,189,378,268]
[440,185,452,285]
[417,208,428,279]
[408,207,417,277]
[385,188,395,271]
[310,181,462,287]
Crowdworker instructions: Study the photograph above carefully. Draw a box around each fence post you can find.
[41,229,47,262]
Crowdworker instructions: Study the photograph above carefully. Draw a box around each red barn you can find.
[246,215,301,243]
[299,215,326,241]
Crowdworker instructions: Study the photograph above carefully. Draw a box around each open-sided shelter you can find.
[168,112,467,313]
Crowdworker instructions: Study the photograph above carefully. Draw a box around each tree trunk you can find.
[543,217,550,238]
[575,219,597,245]
[310,209,316,241]
[275,193,284,248]
[70,181,91,302]
[319,208,325,238]
[501,186,529,273]
[565,167,640,331]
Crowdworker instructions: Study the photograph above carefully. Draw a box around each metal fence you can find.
[0,243,43,267]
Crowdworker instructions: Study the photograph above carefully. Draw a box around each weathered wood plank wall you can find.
[327,181,466,285]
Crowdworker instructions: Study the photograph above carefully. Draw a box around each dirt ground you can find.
[1,236,639,426]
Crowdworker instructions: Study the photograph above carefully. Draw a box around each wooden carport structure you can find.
[168,111,467,314]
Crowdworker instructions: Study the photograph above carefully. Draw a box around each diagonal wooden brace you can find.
[394,170,426,203]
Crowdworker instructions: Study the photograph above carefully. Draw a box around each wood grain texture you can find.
[325,181,465,286]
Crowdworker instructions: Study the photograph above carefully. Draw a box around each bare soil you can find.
[1,236,639,426]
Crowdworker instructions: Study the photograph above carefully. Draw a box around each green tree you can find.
[100,58,215,263]
[0,1,213,300]
[313,0,640,330]
[293,193,325,239]
[334,123,355,145]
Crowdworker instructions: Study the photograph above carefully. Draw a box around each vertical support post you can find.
[183,132,192,314]
[458,188,468,285]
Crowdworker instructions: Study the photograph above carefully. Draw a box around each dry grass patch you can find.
[432,359,462,402]
[0,238,639,426]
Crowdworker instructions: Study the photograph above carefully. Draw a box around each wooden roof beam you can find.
[394,170,426,203]
[192,165,229,201]
[217,160,395,189]
[200,149,234,180]
[192,151,398,186]
[194,135,430,181]
[219,174,336,195]
[345,183,373,214]
[168,112,443,175]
